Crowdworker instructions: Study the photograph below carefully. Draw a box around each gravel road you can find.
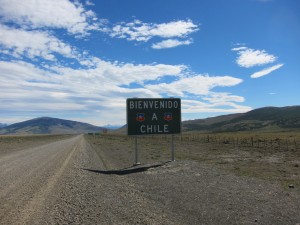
[1,135,299,225]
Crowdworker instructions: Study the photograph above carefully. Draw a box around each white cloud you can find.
[152,39,193,49]
[181,99,252,114]
[145,75,243,96]
[110,19,199,42]
[250,64,283,78]
[0,24,78,60]
[0,59,184,111]
[0,0,100,35]
[203,92,245,103]
[231,46,247,51]
[232,46,277,68]
[149,20,199,38]
[85,0,95,6]
[54,59,185,86]
[0,58,172,126]
[232,45,284,78]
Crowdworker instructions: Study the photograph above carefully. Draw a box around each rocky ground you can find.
[0,134,299,225]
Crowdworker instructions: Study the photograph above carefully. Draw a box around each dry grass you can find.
[86,131,300,190]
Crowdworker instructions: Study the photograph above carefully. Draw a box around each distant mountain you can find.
[104,124,122,130]
[183,106,300,132]
[0,123,7,128]
[0,117,105,135]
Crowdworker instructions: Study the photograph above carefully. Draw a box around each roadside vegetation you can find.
[86,131,300,191]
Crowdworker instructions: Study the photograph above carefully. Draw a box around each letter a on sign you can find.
[152,113,158,121]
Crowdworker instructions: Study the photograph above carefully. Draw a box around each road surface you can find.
[0,135,178,224]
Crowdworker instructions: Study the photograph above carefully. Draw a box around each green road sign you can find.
[127,98,181,135]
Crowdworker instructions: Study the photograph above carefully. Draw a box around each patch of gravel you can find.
[86,135,300,225]
[129,160,300,225]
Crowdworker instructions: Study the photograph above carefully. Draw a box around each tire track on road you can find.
[0,135,82,225]
[17,140,79,225]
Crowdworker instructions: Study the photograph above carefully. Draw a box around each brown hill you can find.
[183,106,300,132]
[0,117,105,135]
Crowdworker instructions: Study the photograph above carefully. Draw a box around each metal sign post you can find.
[171,135,175,161]
[134,136,140,165]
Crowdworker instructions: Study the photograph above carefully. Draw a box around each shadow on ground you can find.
[83,161,171,176]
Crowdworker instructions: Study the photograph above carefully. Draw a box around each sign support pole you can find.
[134,136,140,165]
[171,135,175,161]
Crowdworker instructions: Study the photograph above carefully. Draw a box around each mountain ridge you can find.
[0,117,105,135]
[0,123,7,128]
[183,106,300,132]
[1,106,299,135]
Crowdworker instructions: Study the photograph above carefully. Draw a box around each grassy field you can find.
[86,131,300,191]
[1,132,298,190]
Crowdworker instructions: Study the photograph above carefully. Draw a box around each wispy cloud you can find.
[52,59,186,87]
[110,19,199,43]
[0,24,78,61]
[0,59,184,108]
[85,0,95,6]
[0,0,100,35]
[145,75,243,96]
[181,99,251,114]
[0,59,249,125]
[0,0,198,48]
[152,39,193,49]
[203,92,245,103]
[232,45,284,79]
[232,46,277,68]
[250,64,284,78]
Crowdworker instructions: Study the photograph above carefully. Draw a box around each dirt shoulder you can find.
[85,134,300,225]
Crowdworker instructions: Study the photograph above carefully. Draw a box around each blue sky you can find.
[0,0,299,126]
